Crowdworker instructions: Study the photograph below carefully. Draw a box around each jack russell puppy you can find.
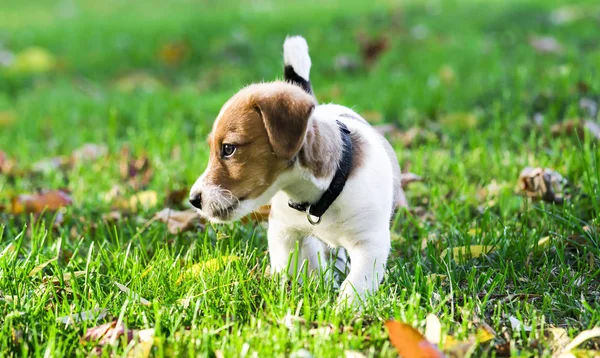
[189,36,407,305]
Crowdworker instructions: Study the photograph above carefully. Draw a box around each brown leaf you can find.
[0,151,18,175]
[385,320,446,358]
[120,147,153,189]
[529,35,563,54]
[158,40,189,66]
[82,321,154,356]
[11,190,73,214]
[516,167,567,204]
[165,187,189,207]
[153,208,203,234]
[239,205,271,225]
[357,33,389,66]
[551,119,600,141]
[0,110,16,127]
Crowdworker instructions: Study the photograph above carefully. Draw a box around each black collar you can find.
[288,120,353,225]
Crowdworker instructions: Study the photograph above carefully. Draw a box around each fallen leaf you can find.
[165,187,189,207]
[425,314,442,344]
[9,47,56,74]
[529,35,563,54]
[120,147,153,189]
[545,327,570,353]
[127,328,155,358]
[536,236,552,250]
[11,190,72,214]
[114,72,163,93]
[127,191,158,211]
[344,351,366,358]
[177,256,240,284]
[560,327,600,356]
[57,308,108,326]
[385,320,446,358]
[441,245,496,261]
[439,65,455,86]
[158,40,189,66]
[551,119,600,141]
[0,110,16,127]
[153,208,203,234]
[0,151,17,175]
[508,316,532,332]
[239,205,271,225]
[476,323,496,343]
[516,167,567,204]
[114,282,151,306]
[357,33,389,67]
[439,112,478,130]
[401,172,424,188]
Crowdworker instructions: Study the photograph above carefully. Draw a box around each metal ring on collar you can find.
[306,205,322,225]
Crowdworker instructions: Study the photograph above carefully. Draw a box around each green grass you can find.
[1,0,600,356]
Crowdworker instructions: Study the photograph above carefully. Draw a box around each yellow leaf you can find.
[536,236,551,249]
[439,112,478,130]
[0,111,16,127]
[176,256,240,284]
[28,257,57,277]
[10,47,56,74]
[476,326,495,343]
[126,191,157,211]
[441,245,496,261]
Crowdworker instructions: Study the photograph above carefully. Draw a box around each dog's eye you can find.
[221,144,236,158]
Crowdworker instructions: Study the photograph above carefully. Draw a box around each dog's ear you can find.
[254,86,316,160]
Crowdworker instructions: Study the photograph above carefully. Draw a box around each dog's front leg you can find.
[267,219,303,276]
[338,230,391,306]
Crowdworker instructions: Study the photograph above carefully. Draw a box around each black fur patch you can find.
[284,65,313,95]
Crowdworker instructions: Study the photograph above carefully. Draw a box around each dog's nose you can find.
[189,193,202,210]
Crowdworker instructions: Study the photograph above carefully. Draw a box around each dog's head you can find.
[189,81,316,222]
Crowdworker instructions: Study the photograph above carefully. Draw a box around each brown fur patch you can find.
[348,132,366,178]
[297,119,342,178]
[204,81,315,200]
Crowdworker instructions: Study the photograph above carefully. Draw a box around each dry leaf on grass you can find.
[516,167,567,204]
[82,320,154,357]
[0,151,18,175]
[551,119,600,141]
[105,187,158,212]
[239,205,271,224]
[158,40,189,66]
[28,257,57,277]
[120,147,153,189]
[153,208,203,234]
[385,320,446,358]
[176,256,240,284]
[8,47,56,74]
[357,33,389,67]
[10,190,72,214]
[441,245,496,261]
[557,327,600,357]
[165,187,189,206]
[508,316,532,332]
[0,110,16,127]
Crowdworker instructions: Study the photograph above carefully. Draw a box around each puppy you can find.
[189,36,406,305]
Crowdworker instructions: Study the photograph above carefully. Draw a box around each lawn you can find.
[1,0,599,356]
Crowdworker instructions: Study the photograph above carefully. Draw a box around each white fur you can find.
[191,37,401,307]
[266,105,395,306]
[284,36,311,80]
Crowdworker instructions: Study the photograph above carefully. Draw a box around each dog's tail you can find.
[283,36,314,96]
